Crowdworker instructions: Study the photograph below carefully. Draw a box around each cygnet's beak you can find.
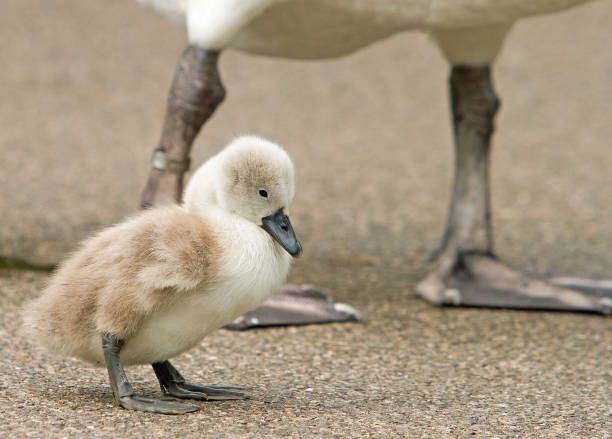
[261,209,302,257]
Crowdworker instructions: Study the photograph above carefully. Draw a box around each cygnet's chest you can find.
[122,223,291,365]
[213,224,292,313]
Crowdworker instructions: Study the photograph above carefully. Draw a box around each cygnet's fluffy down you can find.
[23,135,302,414]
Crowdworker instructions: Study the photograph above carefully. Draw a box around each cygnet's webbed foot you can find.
[118,395,199,415]
[102,334,199,415]
[161,382,248,401]
[417,252,612,314]
[225,284,361,330]
[152,361,248,401]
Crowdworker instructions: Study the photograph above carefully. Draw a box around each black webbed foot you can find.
[102,334,200,415]
[118,395,198,415]
[152,360,248,401]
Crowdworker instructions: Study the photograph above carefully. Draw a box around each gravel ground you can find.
[1,0,611,437]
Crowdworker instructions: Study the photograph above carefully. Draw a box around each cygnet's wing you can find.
[22,206,220,347]
[134,206,221,292]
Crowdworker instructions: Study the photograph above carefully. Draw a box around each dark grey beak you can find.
[261,209,302,257]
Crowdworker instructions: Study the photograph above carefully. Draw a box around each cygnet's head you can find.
[216,136,295,222]
[186,135,301,256]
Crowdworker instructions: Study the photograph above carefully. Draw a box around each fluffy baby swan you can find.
[24,135,301,414]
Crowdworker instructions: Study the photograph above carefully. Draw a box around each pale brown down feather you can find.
[23,206,220,356]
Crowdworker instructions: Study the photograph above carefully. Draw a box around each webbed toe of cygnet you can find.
[118,395,199,415]
[163,383,249,401]
[152,360,249,401]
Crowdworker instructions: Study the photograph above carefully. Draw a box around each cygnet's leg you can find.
[102,334,199,414]
[417,66,612,314]
[140,46,225,208]
[152,360,248,400]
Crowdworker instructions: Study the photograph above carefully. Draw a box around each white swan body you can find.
[138,0,592,62]
[24,136,296,366]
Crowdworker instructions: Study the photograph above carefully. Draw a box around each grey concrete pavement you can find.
[1,0,611,437]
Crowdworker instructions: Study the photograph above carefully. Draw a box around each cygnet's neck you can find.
[183,158,221,214]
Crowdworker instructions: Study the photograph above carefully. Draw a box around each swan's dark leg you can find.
[139,46,360,328]
[417,65,612,314]
[140,46,225,208]
[101,334,198,414]
[152,360,248,400]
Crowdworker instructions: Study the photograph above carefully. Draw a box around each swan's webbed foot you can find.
[417,64,612,315]
[225,284,361,330]
[416,251,612,314]
[152,361,248,401]
[102,334,199,415]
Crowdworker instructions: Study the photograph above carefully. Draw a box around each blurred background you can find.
[1,1,611,436]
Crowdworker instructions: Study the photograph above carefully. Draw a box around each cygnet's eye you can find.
[259,189,268,198]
